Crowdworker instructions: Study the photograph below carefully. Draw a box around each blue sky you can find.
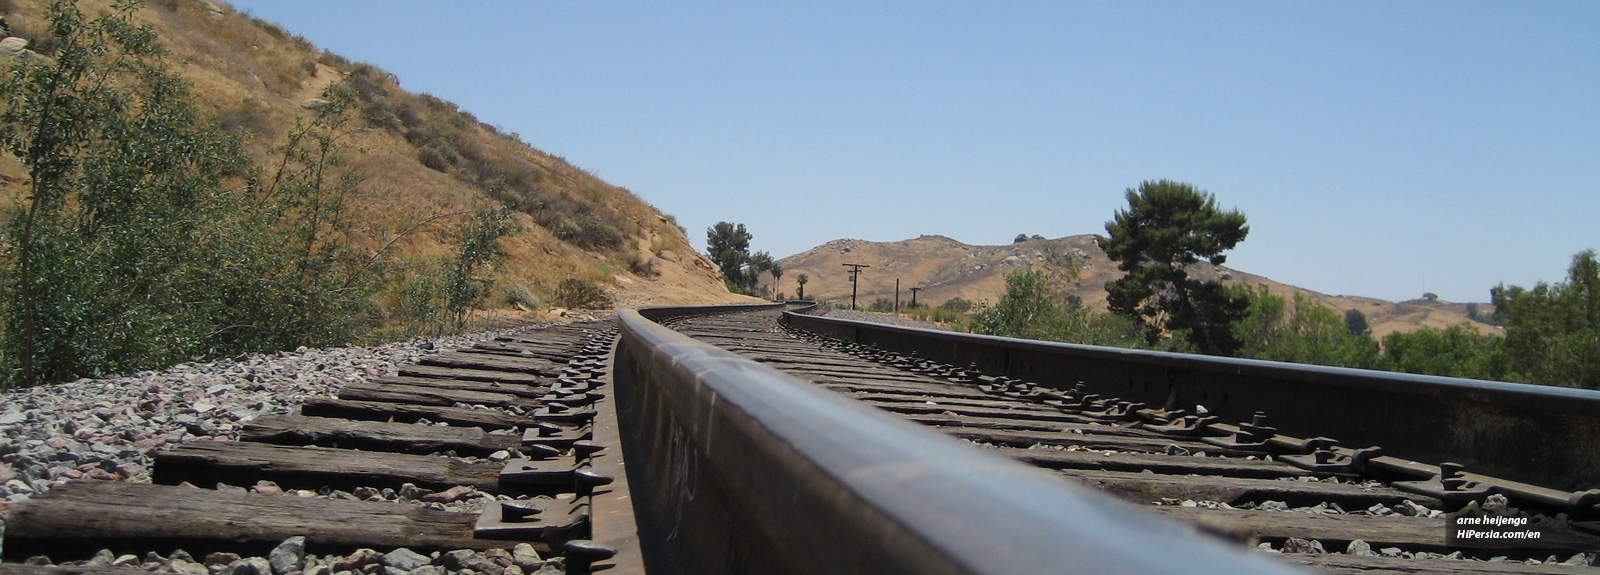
[226,1,1598,303]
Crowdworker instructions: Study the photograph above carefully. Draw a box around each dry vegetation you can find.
[0,0,748,321]
[772,234,1499,339]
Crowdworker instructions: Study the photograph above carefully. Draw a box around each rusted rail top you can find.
[783,310,1600,492]
[616,306,1302,575]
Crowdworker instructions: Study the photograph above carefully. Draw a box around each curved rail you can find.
[613,305,1302,575]
[783,311,1600,492]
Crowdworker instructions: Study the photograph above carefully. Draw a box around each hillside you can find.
[772,234,1501,341]
[0,0,755,313]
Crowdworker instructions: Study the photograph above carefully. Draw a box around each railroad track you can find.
[2,304,1598,575]
[633,305,1600,574]
[1,320,639,575]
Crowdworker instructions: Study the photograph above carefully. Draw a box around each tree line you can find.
[960,179,1598,390]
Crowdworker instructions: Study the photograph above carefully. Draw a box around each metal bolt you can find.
[1440,462,1463,479]
[563,539,618,575]
[1440,462,1465,491]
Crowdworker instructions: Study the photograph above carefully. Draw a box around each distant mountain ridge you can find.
[771,234,1498,340]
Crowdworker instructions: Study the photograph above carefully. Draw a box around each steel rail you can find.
[614,305,1303,575]
[782,310,1600,492]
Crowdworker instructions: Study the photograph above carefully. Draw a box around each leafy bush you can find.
[968,269,1145,348]
[502,283,540,309]
[902,305,969,328]
[0,3,386,387]
[554,278,613,310]
[1489,249,1600,387]
[567,213,625,251]
[1380,325,1496,379]
[444,207,520,325]
[383,259,448,337]
[345,63,400,130]
[620,251,656,277]
[939,297,973,313]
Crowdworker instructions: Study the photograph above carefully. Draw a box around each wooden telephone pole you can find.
[842,263,869,310]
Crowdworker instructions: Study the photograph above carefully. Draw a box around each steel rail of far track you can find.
[613,304,1304,575]
[782,308,1600,492]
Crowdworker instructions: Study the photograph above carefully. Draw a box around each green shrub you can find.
[939,297,973,313]
[417,144,453,172]
[317,50,349,69]
[503,283,540,309]
[345,63,399,130]
[0,4,388,387]
[903,306,969,327]
[444,207,520,324]
[554,278,613,310]
[384,259,448,337]
[619,252,656,277]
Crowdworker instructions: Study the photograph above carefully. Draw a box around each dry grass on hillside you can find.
[0,0,747,311]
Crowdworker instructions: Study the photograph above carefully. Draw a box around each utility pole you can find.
[842,263,869,311]
[894,278,900,315]
[909,287,921,308]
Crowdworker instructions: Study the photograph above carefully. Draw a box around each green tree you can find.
[1234,289,1378,368]
[1344,309,1370,337]
[1490,249,1600,388]
[1262,295,1379,368]
[745,251,775,295]
[795,273,808,300]
[970,265,1144,348]
[706,221,753,292]
[971,269,1059,340]
[1233,285,1288,359]
[1100,180,1251,355]
[1381,324,1497,379]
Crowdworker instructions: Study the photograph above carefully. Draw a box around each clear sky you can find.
[225,1,1597,303]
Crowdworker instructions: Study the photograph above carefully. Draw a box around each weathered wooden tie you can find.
[298,397,537,430]
[240,414,521,456]
[152,441,502,492]
[336,382,540,409]
[0,482,535,562]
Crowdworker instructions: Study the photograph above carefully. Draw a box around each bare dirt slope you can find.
[0,0,750,310]
[774,235,1499,340]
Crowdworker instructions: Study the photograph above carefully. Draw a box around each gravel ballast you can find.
[0,319,603,546]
